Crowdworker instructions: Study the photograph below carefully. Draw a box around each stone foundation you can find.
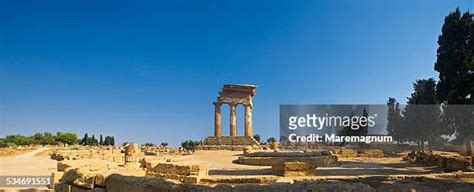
[272,161,316,176]
[331,149,385,158]
[51,148,124,162]
[149,162,208,181]
[404,150,473,171]
[236,150,338,166]
[197,136,260,150]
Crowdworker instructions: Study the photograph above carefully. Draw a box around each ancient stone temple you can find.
[124,143,142,168]
[199,84,260,150]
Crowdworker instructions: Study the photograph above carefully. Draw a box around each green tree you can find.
[99,135,103,145]
[253,134,261,144]
[43,132,56,145]
[387,98,403,142]
[90,135,98,145]
[31,133,45,145]
[435,8,472,104]
[181,140,201,152]
[104,136,114,146]
[266,137,276,144]
[402,79,442,148]
[81,133,89,145]
[111,136,115,146]
[55,132,78,145]
[5,135,32,146]
[338,108,370,145]
[160,142,168,147]
[434,9,473,143]
[143,143,155,147]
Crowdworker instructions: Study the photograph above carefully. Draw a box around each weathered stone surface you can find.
[153,162,208,177]
[50,171,64,188]
[98,172,474,191]
[237,155,337,166]
[405,150,472,171]
[446,156,471,171]
[60,168,83,184]
[51,147,123,162]
[94,170,113,187]
[105,174,172,192]
[332,149,384,158]
[57,160,118,173]
[272,161,316,176]
[201,175,278,184]
[70,186,106,192]
[70,169,96,189]
[183,176,200,184]
[55,182,72,192]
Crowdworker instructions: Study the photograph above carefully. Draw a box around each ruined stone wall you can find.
[404,150,473,171]
[331,149,385,158]
[237,150,338,166]
[146,162,208,183]
[51,148,124,162]
[103,173,474,192]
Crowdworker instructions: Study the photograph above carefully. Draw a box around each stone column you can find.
[230,103,237,137]
[214,102,222,137]
[244,105,253,137]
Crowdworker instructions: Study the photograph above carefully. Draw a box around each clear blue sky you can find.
[0,0,472,146]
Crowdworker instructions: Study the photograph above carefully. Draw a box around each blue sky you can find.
[0,0,472,146]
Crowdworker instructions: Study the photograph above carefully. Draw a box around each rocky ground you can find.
[1,149,473,191]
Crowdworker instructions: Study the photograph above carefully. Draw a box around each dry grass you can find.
[34,148,53,157]
[0,148,34,157]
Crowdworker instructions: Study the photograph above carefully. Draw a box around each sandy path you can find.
[0,148,56,176]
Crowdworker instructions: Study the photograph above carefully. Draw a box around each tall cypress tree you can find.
[403,79,442,148]
[434,8,472,104]
[99,135,103,146]
[387,98,403,142]
[81,133,89,145]
[434,9,473,143]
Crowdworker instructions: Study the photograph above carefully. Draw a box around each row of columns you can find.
[214,102,253,137]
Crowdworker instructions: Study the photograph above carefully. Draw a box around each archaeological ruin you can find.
[42,84,474,191]
[199,84,260,150]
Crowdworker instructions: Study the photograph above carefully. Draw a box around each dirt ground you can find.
[0,149,443,178]
[0,149,453,191]
[168,150,441,178]
[0,148,56,191]
[0,148,56,176]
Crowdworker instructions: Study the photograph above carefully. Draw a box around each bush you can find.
[181,140,201,152]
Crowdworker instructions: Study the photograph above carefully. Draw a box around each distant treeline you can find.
[387,8,474,147]
[0,132,117,148]
[80,133,115,146]
[0,132,78,147]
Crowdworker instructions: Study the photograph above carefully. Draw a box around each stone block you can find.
[95,171,112,187]
[183,176,200,183]
[153,163,208,177]
[446,157,471,171]
[55,183,72,192]
[272,161,316,177]
[58,161,73,172]
[71,186,107,192]
[60,168,82,184]
[50,171,64,188]
[72,171,96,189]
